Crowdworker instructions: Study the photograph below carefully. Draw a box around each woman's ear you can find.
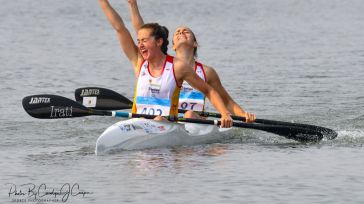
[156,38,164,47]
[193,41,198,48]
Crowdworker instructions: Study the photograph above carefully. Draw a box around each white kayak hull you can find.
[95,118,232,155]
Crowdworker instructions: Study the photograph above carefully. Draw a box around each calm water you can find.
[1,0,364,203]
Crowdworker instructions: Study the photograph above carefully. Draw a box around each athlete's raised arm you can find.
[99,0,142,75]
[127,0,145,33]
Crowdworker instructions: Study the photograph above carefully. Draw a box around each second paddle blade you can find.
[75,87,133,110]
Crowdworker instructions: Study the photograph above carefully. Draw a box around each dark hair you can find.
[190,30,198,58]
[140,23,169,55]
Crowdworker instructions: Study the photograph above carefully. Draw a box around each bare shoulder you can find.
[201,63,214,72]
[201,63,220,83]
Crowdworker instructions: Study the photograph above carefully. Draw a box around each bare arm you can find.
[128,0,145,33]
[174,60,233,128]
[205,66,256,122]
[99,0,142,76]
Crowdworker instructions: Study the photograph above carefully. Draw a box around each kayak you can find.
[95,118,233,155]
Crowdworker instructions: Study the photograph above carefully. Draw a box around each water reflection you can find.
[127,144,228,174]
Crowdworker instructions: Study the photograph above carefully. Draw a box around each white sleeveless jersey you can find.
[132,55,180,116]
[178,62,206,111]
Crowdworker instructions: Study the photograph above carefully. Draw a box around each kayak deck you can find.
[95,118,232,155]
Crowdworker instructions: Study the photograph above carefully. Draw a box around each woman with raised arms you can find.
[99,0,233,128]
[127,0,256,123]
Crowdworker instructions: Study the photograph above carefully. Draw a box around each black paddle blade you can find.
[256,119,337,140]
[75,87,133,110]
[22,94,93,119]
[234,123,323,142]
[268,125,323,142]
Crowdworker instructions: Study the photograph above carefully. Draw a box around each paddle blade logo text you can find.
[29,97,50,104]
[80,89,100,96]
[50,106,73,118]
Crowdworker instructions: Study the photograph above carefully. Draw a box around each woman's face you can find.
[172,26,197,51]
[137,28,163,60]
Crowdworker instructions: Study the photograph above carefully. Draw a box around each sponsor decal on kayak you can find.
[118,120,169,134]
[29,97,50,104]
[158,126,166,131]
[80,89,100,96]
[138,122,167,133]
[50,106,73,118]
[118,124,136,132]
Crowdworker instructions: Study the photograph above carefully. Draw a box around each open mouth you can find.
[140,48,148,58]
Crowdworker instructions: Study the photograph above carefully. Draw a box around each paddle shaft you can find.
[74,87,337,140]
